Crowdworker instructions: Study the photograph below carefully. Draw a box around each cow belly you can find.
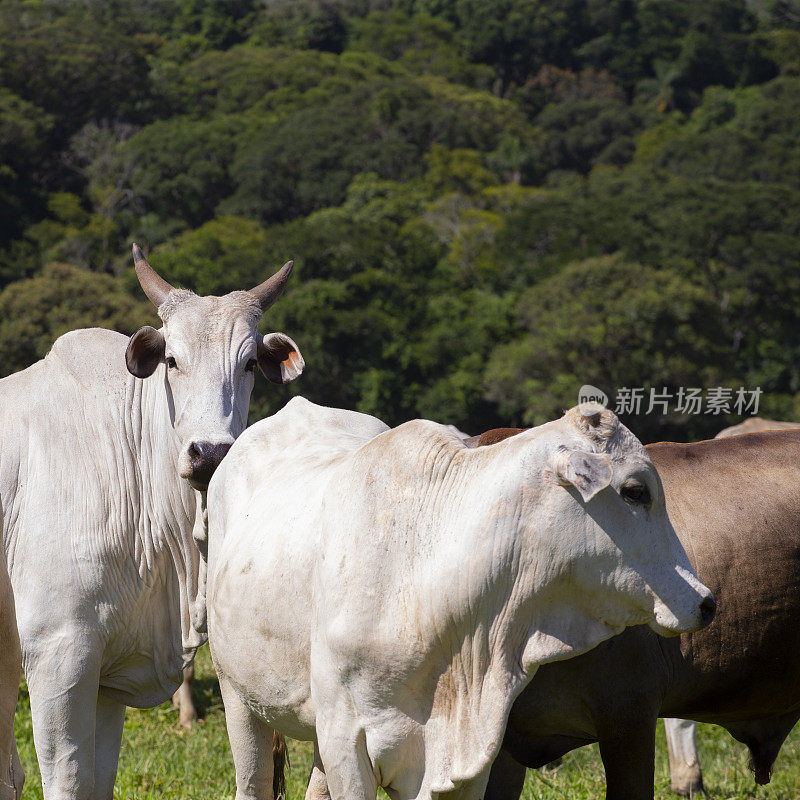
[661,569,800,722]
[100,651,186,708]
[207,544,317,741]
[100,582,194,707]
[14,535,192,710]
[663,682,800,724]
[102,563,201,707]
[209,624,317,740]
[505,734,595,769]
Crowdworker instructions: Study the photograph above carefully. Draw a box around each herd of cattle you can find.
[0,244,796,800]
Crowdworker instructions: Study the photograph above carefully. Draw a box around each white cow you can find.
[206,398,715,800]
[0,245,304,800]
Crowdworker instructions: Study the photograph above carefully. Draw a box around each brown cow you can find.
[474,428,800,800]
[662,414,800,794]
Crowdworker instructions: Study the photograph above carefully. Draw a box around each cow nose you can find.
[187,441,232,488]
[699,594,716,627]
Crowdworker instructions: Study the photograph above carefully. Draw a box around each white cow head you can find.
[125,243,304,490]
[539,405,715,641]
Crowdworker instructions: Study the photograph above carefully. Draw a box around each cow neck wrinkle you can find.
[127,363,206,657]
[131,363,195,559]
[366,425,543,791]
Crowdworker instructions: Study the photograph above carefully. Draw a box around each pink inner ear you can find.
[282,351,299,368]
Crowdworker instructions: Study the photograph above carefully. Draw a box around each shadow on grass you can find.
[185,672,223,720]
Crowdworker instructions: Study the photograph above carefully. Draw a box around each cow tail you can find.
[272,728,288,799]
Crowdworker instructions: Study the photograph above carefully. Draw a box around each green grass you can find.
[13,648,800,798]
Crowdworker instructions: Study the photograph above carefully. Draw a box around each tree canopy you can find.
[1,0,798,441]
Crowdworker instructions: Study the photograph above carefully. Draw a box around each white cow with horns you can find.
[206,398,716,800]
[0,244,304,800]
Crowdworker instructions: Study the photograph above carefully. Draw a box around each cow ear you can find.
[258,332,305,384]
[126,326,165,378]
[547,449,613,503]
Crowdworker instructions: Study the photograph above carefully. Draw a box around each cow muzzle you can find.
[699,593,716,626]
[181,441,233,490]
[651,585,716,638]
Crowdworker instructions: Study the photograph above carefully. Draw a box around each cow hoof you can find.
[179,711,198,731]
[670,767,705,798]
[670,781,706,798]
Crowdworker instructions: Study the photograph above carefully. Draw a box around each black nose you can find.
[699,594,716,627]
[187,441,233,487]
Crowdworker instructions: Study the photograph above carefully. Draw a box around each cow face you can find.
[125,245,304,490]
[541,406,715,640]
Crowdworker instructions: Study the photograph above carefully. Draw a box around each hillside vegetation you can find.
[2,0,800,440]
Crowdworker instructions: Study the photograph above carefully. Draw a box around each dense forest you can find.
[1,0,799,441]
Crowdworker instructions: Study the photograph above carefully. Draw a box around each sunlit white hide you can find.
[207,398,713,800]
[0,245,303,800]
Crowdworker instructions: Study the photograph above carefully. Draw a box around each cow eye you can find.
[166,356,177,370]
[621,482,651,507]
[245,358,257,373]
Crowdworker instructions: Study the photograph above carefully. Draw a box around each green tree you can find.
[146,216,272,295]
[0,2,152,135]
[349,9,491,85]
[0,262,155,377]
[484,254,735,441]
[248,0,347,52]
[219,72,536,224]
[106,116,240,240]
[0,89,53,247]
[453,0,591,94]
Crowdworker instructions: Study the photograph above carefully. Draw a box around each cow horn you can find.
[249,261,294,312]
[132,243,174,308]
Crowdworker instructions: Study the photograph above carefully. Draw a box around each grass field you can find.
[13,646,800,799]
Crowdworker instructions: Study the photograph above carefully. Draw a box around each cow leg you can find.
[315,713,376,800]
[597,715,658,800]
[219,676,276,800]
[484,747,527,800]
[172,664,197,730]
[315,746,376,800]
[92,692,126,800]
[0,659,20,800]
[0,735,22,800]
[25,645,101,800]
[10,741,23,800]
[305,743,332,800]
[664,719,704,797]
